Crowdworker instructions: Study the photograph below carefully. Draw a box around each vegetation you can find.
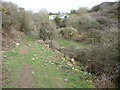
[2,35,93,88]
[2,2,33,34]
[2,0,119,88]
[56,39,91,48]
[59,27,78,39]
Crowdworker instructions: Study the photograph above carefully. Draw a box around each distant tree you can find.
[76,7,88,15]
[70,10,76,14]
[54,16,61,28]
[49,12,54,15]
[64,15,68,19]
[54,16,61,23]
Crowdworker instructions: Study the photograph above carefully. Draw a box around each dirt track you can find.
[18,63,33,88]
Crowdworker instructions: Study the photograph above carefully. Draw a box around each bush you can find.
[85,29,102,43]
[99,28,118,46]
[2,2,19,30]
[45,40,61,50]
[66,14,99,32]
[32,9,57,41]
[76,7,88,15]
[17,9,34,34]
[59,27,77,39]
[62,42,118,77]
[39,21,56,41]
[66,14,79,29]
[58,27,118,88]
[95,16,112,29]
[2,1,33,34]
[54,16,61,24]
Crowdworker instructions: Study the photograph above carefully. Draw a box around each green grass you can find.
[2,35,94,88]
[56,39,91,48]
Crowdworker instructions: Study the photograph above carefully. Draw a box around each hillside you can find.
[2,35,94,88]
[1,1,119,88]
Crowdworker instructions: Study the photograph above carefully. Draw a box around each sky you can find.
[4,0,117,13]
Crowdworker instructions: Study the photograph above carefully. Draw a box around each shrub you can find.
[59,27,77,39]
[45,40,61,50]
[95,16,112,29]
[63,42,118,77]
[2,2,19,30]
[66,14,99,32]
[2,1,34,34]
[85,29,102,43]
[33,9,57,41]
[66,14,79,29]
[78,14,99,30]
[58,27,118,88]
[72,33,87,42]
[76,7,88,15]
[100,28,118,44]
[18,10,33,34]
[54,16,61,24]
[39,21,56,41]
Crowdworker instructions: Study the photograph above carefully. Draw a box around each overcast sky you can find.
[4,0,117,13]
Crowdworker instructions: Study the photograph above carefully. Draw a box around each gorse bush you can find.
[2,1,33,34]
[18,9,33,34]
[100,28,118,44]
[39,21,56,41]
[76,7,88,15]
[2,2,18,30]
[66,14,79,29]
[33,9,57,40]
[59,27,77,39]
[95,16,113,29]
[77,14,99,31]
[66,14,99,32]
[65,41,118,76]
[57,27,118,88]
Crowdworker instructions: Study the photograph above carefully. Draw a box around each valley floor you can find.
[2,35,94,88]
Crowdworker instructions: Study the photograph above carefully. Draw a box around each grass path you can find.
[2,35,94,88]
[18,63,33,88]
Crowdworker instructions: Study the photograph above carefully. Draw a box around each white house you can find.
[49,15,56,20]
[49,13,69,20]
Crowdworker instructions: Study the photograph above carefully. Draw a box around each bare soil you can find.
[18,63,33,88]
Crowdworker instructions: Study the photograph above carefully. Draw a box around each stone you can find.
[64,79,68,82]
